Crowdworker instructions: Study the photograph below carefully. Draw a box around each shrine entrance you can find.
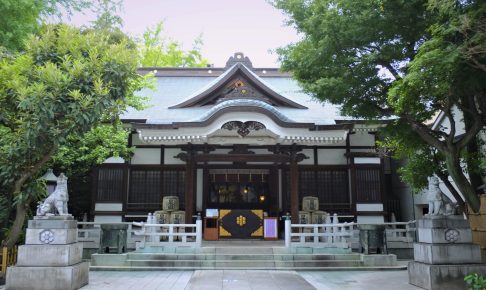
[204,168,277,239]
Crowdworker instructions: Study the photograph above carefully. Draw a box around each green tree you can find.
[138,21,209,67]
[0,0,91,51]
[274,0,486,212]
[0,24,149,248]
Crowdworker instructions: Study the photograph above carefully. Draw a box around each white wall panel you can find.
[131,148,161,164]
[317,149,347,165]
[164,148,185,164]
[356,203,383,212]
[94,203,123,211]
[350,133,375,146]
[300,149,314,165]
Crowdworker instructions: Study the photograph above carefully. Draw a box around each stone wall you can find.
[468,195,486,262]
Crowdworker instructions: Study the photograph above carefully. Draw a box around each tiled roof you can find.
[122,74,348,125]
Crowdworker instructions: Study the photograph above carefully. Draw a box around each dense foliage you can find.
[0,0,91,51]
[275,0,486,211]
[138,21,209,67]
[0,24,149,247]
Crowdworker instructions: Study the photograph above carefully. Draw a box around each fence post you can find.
[285,219,291,248]
[196,219,202,248]
[168,225,174,243]
[1,247,7,273]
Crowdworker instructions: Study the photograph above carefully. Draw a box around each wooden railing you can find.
[385,221,416,243]
[1,246,17,274]
[77,222,143,250]
[132,220,202,249]
[285,215,416,249]
[285,214,355,248]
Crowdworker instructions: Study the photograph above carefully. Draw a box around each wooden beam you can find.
[194,154,291,163]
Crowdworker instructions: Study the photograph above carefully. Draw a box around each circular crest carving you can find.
[445,229,460,243]
[39,230,55,244]
[221,121,266,137]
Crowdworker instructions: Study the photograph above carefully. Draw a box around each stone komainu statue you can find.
[426,176,457,216]
[37,173,70,216]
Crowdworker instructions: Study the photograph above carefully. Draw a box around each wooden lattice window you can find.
[128,170,161,209]
[162,170,186,208]
[316,169,350,208]
[96,167,124,202]
[355,167,382,203]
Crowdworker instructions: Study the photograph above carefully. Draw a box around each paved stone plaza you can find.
[0,269,421,290]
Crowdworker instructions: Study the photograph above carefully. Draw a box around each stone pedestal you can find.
[6,216,89,290]
[408,215,486,290]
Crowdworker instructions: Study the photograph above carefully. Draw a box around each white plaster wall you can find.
[196,169,203,211]
[94,215,122,223]
[432,106,466,136]
[164,148,185,164]
[356,203,383,212]
[317,149,347,165]
[357,215,384,224]
[355,157,380,164]
[94,203,123,211]
[103,157,125,164]
[350,132,375,146]
[131,133,145,146]
[131,148,161,164]
[300,149,314,165]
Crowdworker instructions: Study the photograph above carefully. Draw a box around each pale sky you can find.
[62,0,300,67]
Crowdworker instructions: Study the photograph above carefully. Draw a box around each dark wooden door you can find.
[219,209,263,239]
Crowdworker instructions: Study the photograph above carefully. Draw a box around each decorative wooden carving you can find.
[217,80,271,104]
[225,52,253,69]
[228,144,255,155]
[221,121,266,137]
[268,143,309,163]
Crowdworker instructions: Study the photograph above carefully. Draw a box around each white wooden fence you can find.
[131,220,202,249]
[78,222,143,250]
[285,214,416,249]
[77,220,203,250]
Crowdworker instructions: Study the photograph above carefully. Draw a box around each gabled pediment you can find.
[169,61,307,109]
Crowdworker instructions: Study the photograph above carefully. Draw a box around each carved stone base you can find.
[17,243,83,267]
[414,243,482,264]
[408,261,486,290]
[6,262,89,290]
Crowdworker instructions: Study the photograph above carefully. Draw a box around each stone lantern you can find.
[42,168,58,195]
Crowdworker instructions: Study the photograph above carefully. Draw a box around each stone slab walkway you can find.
[185,270,315,290]
[300,270,421,290]
[79,271,193,290]
[0,269,422,290]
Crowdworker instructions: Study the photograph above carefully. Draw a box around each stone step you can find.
[90,265,407,271]
[126,253,362,261]
[126,259,363,268]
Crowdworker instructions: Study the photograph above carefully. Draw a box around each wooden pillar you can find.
[185,153,195,223]
[289,150,299,224]
[290,156,299,224]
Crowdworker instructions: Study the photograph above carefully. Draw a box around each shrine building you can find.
[91,53,409,237]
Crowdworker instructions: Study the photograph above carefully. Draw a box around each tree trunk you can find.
[4,203,28,249]
[2,146,57,248]
[445,154,481,213]
[436,171,466,211]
